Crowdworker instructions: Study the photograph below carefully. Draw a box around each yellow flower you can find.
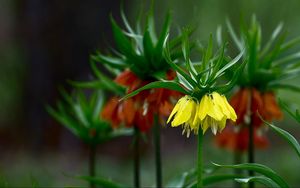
[167,92,237,136]
[167,95,198,137]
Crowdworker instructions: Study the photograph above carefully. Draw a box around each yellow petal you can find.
[207,94,224,121]
[172,97,194,127]
[198,94,210,121]
[191,104,200,129]
[212,92,231,118]
[218,117,227,132]
[201,117,210,134]
[167,96,186,123]
[222,95,237,121]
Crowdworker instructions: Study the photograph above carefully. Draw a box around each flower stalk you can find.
[134,126,141,188]
[197,130,203,188]
[89,144,96,188]
[153,115,162,188]
[247,89,255,188]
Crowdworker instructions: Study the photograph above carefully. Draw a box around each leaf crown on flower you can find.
[226,15,300,92]
[122,32,245,100]
[91,7,193,81]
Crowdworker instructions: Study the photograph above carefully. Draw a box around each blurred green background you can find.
[0,0,300,187]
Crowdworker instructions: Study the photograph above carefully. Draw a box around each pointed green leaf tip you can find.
[212,162,289,188]
[259,113,300,159]
[235,176,280,188]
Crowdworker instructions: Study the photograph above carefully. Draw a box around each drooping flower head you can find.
[75,9,187,132]
[215,16,300,151]
[168,93,237,137]
[101,69,181,132]
[123,34,245,136]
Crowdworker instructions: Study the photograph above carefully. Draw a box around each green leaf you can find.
[213,163,289,188]
[91,53,127,69]
[92,91,105,122]
[110,16,134,56]
[120,4,134,34]
[155,11,171,54]
[279,99,300,124]
[46,105,85,140]
[280,36,300,52]
[145,6,157,44]
[226,19,243,51]
[273,51,300,67]
[187,174,244,188]
[77,176,124,188]
[268,83,300,93]
[109,128,134,138]
[166,171,189,188]
[182,32,197,79]
[203,174,244,186]
[163,44,198,87]
[90,60,125,95]
[121,80,190,100]
[213,49,244,80]
[215,59,246,94]
[216,26,222,47]
[260,22,283,57]
[68,80,105,89]
[203,34,213,68]
[143,30,155,62]
[169,26,196,49]
[260,115,300,159]
[235,176,280,188]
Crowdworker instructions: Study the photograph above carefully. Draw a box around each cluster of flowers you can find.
[216,88,283,151]
[102,70,181,132]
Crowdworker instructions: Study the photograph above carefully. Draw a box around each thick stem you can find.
[247,89,255,188]
[248,121,255,188]
[197,131,203,188]
[134,127,140,188]
[153,116,162,188]
[233,151,242,188]
[89,144,96,188]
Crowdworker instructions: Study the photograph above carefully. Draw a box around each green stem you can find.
[153,116,162,188]
[233,151,242,188]
[89,144,96,188]
[134,127,140,188]
[197,131,203,188]
[247,89,255,188]
[248,121,255,188]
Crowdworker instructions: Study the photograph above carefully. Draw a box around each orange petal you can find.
[262,92,283,121]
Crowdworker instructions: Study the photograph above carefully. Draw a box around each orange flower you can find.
[215,125,269,152]
[102,69,181,132]
[215,88,282,151]
[230,88,282,127]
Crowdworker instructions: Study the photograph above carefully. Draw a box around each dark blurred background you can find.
[1,0,300,186]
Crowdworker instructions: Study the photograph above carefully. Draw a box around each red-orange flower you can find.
[230,88,282,127]
[101,69,181,132]
[215,88,282,151]
[215,125,269,152]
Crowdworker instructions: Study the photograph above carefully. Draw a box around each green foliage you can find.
[92,7,190,80]
[69,60,126,96]
[226,16,300,91]
[46,88,132,145]
[279,99,300,124]
[77,176,125,188]
[235,176,279,188]
[262,117,300,159]
[123,35,245,100]
[213,163,289,188]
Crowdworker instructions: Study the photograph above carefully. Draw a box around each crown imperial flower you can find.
[168,92,237,136]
